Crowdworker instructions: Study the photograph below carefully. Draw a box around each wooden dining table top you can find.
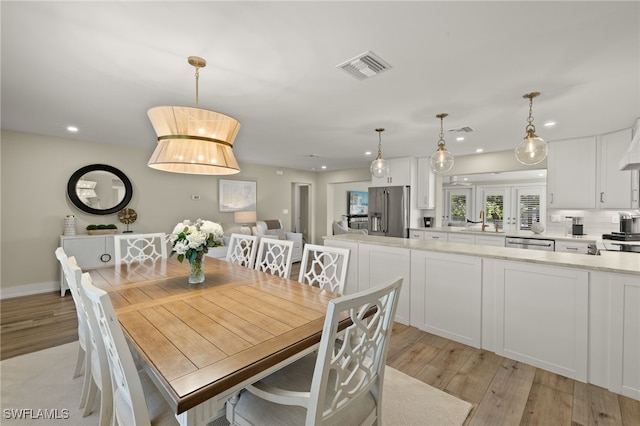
[88,257,340,414]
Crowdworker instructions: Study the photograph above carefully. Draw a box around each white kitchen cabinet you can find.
[598,128,637,209]
[590,271,640,400]
[548,130,637,209]
[547,136,597,209]
[555,240,592,254]
[371,157,415,187]
[409,229,425,240]
[410,250,482,348]
[59,234,115,296]
[474,234,505,247]
[416,157,435,209]
[486,260,588,381]
[358,244,410,325]
[447,233,475,244]
[323,239,359,295]
[422,230,448,241]
[609,274,640,400]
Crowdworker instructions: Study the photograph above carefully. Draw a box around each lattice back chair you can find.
[68,260,113,425]
[54,248,92,407]
[226,277,403,426]
[298,244,350,294]
[225,233,258,268]
[254,237,294,278]
[80,273,176,426]
[114,233,167,265]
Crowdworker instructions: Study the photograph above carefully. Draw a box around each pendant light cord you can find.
[435,113,448,149]
[194,67,200,107]
[375,128,385,160]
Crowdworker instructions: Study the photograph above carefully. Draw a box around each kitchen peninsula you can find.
[324,233,639,401]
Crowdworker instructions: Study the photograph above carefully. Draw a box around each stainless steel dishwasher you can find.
[505,236,555,251]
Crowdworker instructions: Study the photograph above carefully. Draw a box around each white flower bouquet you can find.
[169,218,224,263]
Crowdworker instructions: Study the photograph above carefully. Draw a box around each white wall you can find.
[315,168,372,240]
[0,130,316,297]
[330,181,370,223]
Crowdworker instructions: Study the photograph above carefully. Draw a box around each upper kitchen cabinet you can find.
[416,157,436,209]
[547,136,597,209]
[548,129,637,209]
[598,128,638,209]
[371,157,415,187]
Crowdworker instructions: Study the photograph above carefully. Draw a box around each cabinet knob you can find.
[600,192,605,203]
[100,253,111,263]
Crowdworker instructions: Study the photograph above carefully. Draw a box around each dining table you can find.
[88,256,342,426]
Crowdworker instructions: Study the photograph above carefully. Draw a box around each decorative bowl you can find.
[531,223,545,234]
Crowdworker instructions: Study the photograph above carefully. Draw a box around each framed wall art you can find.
[219,179,257,212]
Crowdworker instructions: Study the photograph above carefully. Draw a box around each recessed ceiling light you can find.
[463,177,468,181]
[365,151,372,156]
[544,121,556,127]
[456,137,464,141]
[67,126,78,132]
[321,165,327,170]
[475,148,484,153]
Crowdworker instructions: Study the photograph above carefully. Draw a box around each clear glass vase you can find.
[188,253,205,284]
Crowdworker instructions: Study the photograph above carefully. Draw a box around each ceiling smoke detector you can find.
[448,126,475,133]
[337,51,392,80]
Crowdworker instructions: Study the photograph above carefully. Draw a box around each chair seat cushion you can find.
[232,353,376,425]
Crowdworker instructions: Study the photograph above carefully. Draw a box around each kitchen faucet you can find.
[480,210,488,232]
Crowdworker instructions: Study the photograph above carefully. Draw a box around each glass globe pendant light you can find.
[370,128,390,178]
[515,92,548,165]
[429,113,454,174]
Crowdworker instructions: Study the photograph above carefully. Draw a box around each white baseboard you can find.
[0,281,60,299]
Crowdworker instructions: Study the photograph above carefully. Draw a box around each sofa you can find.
[332,220,368,236]
[252,220,303,263]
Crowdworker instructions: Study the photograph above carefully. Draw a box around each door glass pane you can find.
[450,195,467,224]
[485,195,504,228]
[519,194,540,230]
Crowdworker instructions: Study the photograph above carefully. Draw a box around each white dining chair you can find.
[226,233,258,268]
[80,272,178,426]
[254,237,294,278]
[66,257,113,426]
[226,277,403,426]
[54,248,92,407]
[114,232,167,265]
[298,244,350,294]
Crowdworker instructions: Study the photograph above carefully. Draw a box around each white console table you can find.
[59,234,116,296]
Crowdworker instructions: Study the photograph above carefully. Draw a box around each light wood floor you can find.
[2,290,639,426]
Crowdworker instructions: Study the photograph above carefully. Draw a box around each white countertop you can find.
[324,234,640,276]
[410,226,601,242]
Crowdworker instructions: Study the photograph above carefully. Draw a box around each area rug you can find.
[1,342,472,426]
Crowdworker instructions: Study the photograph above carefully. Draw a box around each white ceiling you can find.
[2,1,639,172]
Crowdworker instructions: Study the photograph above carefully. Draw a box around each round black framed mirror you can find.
[67,164,133,215]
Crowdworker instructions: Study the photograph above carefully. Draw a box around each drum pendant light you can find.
[147,56,241,175]
[370,128,390,178]
[429,113,454,174]
[515,92,548,165]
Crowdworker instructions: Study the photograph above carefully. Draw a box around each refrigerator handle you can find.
[383,190,388,233]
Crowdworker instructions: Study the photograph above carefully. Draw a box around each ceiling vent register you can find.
[337,51,392,80]
[448,126,475,133]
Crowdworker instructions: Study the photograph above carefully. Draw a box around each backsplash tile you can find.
[546,209,629,237]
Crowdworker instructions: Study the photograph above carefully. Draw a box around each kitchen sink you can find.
[457,228,505,233]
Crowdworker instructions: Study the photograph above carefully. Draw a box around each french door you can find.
[443,188,473,226]
[477,185,545,232]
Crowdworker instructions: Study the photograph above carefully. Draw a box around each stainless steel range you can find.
[601,211,640,253]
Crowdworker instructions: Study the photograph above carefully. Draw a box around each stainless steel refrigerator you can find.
[368,186,410,238]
